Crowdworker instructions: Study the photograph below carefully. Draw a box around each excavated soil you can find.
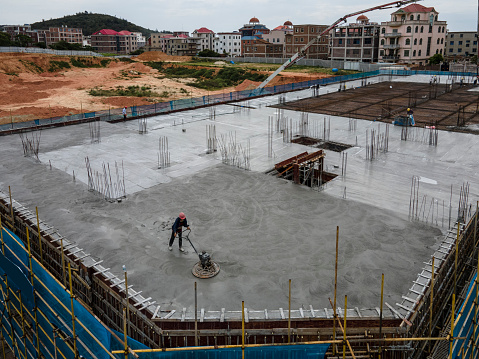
[0,52,332,125]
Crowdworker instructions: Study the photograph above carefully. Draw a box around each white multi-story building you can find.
[191,27,215,52]
[131,32,146,48]
[213,32,242,56]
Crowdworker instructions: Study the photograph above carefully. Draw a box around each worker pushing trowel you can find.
[167,211,220,278]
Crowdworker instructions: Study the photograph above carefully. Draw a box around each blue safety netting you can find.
[452,273,478,358]
[0,226,330,359]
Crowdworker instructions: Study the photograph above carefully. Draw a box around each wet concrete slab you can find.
[0,74,477,313]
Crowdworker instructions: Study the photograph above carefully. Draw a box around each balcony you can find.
[384,32,402,38]
[383,44,400,49]
[382,55,399,61]
[388,21,403,27]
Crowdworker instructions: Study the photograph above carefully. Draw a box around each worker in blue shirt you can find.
[168,212,190,252]
[407,108,415,126]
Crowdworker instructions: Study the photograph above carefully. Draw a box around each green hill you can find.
[31,12,161,37]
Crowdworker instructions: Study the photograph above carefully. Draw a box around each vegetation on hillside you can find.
[31,12,159,36]
[88,85,169,98]
[146,62,268,90]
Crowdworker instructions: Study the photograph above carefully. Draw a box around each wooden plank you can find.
[355,307,362,318]
[402,296,418,303]
[309,305,315,318]
[264,309,269,320]
[299,308,304,318]
[152,306,161,319]
[385,302,412,326]
[134,297,152,307]
[163,310,176,319]
[110,279,125,288]
[200,308,204,323]
[220,308,225,323]
[139,301,155,311]
[279,308,285,320]
[244,308,249,323]
[181,308,186,322]
[324,308,330,319]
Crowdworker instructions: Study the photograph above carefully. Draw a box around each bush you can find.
[48,60,71,72]
[197,49,221,57]
[429,54,444,65]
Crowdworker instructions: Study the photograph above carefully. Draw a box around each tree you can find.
[429,53,444,65]
[0,32,13,46]
[198,49,220,57]
[14,34,33,47]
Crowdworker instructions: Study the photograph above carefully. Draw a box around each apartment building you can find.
[262,21,293,57]
[164,35,199,56]
[445,32,478,59]
[242,36,283,57]
[44,26,83,46]
[378,3,447,64]
[285,24,329,59]
[191,27,215,52]
[2,25,40,43]
[147,33,171,52]
[91,29,138,54]
[329,16,380,62]
[213,32,241,56]
[131,32,146,48]
[239,18,270,38]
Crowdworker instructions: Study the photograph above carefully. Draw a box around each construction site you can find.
[1,65,479,359]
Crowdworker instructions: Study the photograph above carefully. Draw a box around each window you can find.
[380,50,384,56]
[277,38,279,42]
[458,48,462,53]
[338,39,343,44]
[420,26,424,33]
[404,50,410,56]
[460,34,463,38]
[419,38,423,45]
[405,38,410,45]
[459,41,463,45]
[414,38,417,45]
[407,26,412,33]
[364,38,371,44]
[450,41,454,45]
[418,49,421,56]
[380,39,385,45]
[410,15,414,20]
[449,48,453,53]
[353,39,360,44]
[441,38,443,44]
[437,38,439,44]
[381,27,385,34]
[413,50,416,56]
[475,41,478,45]
[300,28,304,32]
[415,26,419,33]
[311,28,315,32]
[466,44,470,47]
[417,15,420,20]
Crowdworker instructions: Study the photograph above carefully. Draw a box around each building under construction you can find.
[1,71,479,359]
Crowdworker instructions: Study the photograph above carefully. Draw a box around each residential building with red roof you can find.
[262,21,293,57]
[378,3,447,64]
[329,16,380,62]
[191,27,215,52]
[91,29,138,54]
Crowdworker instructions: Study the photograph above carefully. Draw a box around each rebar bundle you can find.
[365,124,388,161]
[409,176,446,227]
[89,120,101,144]
[138,118,147,134]
[19,131,41,160]
[348,119,357,132]
[209,107,216,120]
[158,136,170,168]
[457,182,470,223]
[400,125,438,146]
[206,125,217,154]
[85,156,126,201]
[217,132,250,170]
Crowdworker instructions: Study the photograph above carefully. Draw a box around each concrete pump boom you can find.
[256,0,420,90]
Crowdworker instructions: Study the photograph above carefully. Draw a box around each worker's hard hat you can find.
[407,108,410,111]
[179,212,186,219]
[124,106,127,108]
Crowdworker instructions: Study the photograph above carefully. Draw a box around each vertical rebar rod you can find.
[343,295,347,359]
[35,207,43,265]
[429,256,435,354]
[242,301,245,359]
[333,226,339,355]
[26,227,41,358]
[195,282,198,346]
[123,308,128,359]
[288,279,291,344]
[379,273,384,359]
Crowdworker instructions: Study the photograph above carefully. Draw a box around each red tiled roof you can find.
[273,25,292,31]
[177,34,189,38]
[118,30,132,35]
[93,29,118,35]
[400,4,435,13]
[196,27,214,33]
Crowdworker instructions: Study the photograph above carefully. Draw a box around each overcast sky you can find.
[1,0,477,34]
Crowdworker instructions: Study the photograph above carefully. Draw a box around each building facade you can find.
[164,35,199,56]
[44,26,83,46]
[378,3,447,64]
[445,32,478,59]
[191,27,215,52]
[213,32,241,56]
[329,16,380,62]
[262,21,293,57]
[91,29,138,54]
[239,17,270,38]
[285,24,329,59]
[2,25,41,43]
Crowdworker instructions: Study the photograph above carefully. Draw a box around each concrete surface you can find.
[0,74,477,312]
